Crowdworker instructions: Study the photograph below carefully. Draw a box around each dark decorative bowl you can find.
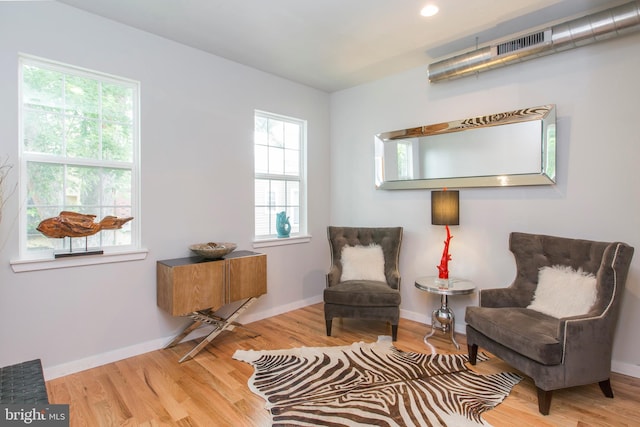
[189,242,237,259]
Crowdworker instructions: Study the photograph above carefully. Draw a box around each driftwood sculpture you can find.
[37,211,134,238]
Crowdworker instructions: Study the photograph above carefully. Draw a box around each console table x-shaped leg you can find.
[165,297,259,363]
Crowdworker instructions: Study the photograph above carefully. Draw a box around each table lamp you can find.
[431,189,459,283]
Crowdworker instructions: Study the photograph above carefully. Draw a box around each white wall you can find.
[2,1,639,381]
[330,33,640,376]
[0,2,330,376]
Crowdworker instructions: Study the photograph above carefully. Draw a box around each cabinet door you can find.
[161,261,225,315]
[228,254,267,302]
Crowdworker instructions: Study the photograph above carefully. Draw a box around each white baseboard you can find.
[44,300,639,380]
[43,336,169,380]
[43,295,324,380]
[239,295,324,325]
[611,361,640,378]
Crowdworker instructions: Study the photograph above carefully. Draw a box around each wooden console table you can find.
[157,250,267,362]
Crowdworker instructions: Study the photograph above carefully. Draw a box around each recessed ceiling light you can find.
[420,4,439,17]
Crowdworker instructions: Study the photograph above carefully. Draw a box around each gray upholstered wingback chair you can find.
[324,226,403,340]
[465,232,634,415]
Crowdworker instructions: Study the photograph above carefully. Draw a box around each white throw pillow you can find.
[340,244,386,282]
[527,265,597,318]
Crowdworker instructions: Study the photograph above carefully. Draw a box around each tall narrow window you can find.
[254,111,306,239]
[19,55,140,259]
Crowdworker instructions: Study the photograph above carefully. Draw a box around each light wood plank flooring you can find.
[47,303,640,426]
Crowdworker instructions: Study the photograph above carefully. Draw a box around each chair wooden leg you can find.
[536,387,552,415]
[391,324,398,341]
[325,319,332,336]
[468,344,478,365]
[599,379,614,398]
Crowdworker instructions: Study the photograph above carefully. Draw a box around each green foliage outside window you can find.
[20,57,139,254]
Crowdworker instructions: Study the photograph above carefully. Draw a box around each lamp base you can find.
[435,278,451,289]
[436,225,453,279]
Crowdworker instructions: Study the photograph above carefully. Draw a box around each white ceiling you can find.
[56,0,623,92]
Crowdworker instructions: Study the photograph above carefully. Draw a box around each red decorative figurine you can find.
[437,225,453,279]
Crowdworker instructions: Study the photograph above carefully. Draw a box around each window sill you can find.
[10,249,149,273]
[252,234,311,248]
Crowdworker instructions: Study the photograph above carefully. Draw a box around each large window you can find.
[19,56,140,259]
[254,111,306,239]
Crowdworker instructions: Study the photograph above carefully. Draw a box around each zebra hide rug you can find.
[233,337,521,427]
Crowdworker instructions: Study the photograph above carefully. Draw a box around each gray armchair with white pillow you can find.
[324,226,403,340]
[465,232,634,415]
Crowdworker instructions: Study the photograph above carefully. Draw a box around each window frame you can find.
[15,54,143,266]
[253,110,308,244]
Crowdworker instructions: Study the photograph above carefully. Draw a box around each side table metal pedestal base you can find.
[424,294,460,350]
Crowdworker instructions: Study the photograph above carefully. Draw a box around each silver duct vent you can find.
[428,1,640,82]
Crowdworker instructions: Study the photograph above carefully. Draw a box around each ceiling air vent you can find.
[427,1,640,82]
[496,30,550,55]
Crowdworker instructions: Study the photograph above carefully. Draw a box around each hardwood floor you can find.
[46,303,640,426]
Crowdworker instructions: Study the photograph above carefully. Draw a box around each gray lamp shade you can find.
[431,190,459,225]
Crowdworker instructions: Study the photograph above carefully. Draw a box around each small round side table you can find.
[414,276,476,350]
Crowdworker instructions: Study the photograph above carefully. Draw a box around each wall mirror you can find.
[374,104,556,189]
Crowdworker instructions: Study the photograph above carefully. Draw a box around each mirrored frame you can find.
[375,104,556,189]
